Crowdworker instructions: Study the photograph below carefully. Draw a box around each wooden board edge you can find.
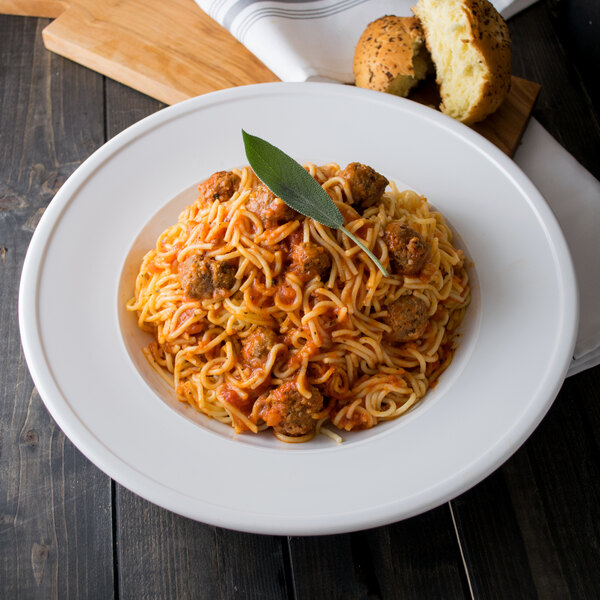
[0,0,67,18]
[39,0,278,105]
[42,22,191,105]
[472,76,541,156]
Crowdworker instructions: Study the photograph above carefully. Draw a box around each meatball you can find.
[383,222,430,276]
[383,295,429,342]
[339,163,388,209]
[179,254,236,299]
[289,241,332,281]
[254,381,324,437]
[241,327,279,364]
[197,171,240,205]
[246,183,297,227]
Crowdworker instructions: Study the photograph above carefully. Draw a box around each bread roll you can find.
[412,0,511,124]
[353,16,431,98]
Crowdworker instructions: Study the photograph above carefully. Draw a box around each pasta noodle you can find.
[127,162,470,443]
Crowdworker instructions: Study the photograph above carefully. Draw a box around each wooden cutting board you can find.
[2,0,540,156]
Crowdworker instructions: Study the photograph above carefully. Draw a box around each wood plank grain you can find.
[0,15,114,598]
[0,0,66,18]
[519,376,600,598]
[364,507,469,599]
[287,506,468,599]
[114,487,222,599]
[451,469,540,599]
[510,0,600,178]
[115,487,290,599]
[548,0,600,110]
[287,535,373,599]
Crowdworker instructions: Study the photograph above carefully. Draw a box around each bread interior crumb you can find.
[420,0,486,119]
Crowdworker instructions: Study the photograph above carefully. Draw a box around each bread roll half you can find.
[412,0,511,124]
[353,16,431,98]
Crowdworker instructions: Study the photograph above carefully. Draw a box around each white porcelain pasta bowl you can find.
[19,83,577,535]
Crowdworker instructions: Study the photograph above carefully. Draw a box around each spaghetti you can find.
[126,162,470,443]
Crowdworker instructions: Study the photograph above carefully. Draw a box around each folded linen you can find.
[196,0,537,83]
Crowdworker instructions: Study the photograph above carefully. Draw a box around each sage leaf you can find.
[242,129,389,277]
[242,130,343,229]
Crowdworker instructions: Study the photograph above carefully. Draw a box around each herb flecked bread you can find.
[353,0,512,125]
[353,16,431,98]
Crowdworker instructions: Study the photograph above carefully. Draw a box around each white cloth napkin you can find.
[515,120,600,377]
[195,0,600,376]
[197,0,536,83]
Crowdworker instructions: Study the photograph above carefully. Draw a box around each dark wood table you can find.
[2,1,599,597]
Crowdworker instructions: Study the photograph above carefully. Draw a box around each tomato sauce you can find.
[220,385,252,412]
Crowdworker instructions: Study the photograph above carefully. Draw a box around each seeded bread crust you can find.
[412,0,512,124]
[353,16,429,98]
